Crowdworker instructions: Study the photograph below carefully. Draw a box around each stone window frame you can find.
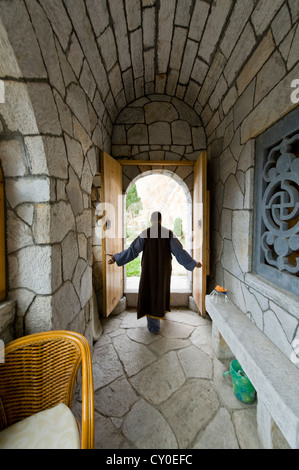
[253,106,299,299]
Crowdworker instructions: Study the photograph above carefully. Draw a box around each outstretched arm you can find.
[108,236,145,266]
[170,236,201,270]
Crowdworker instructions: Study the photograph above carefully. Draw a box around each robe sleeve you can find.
[170,236,197,271]
[113,236,145,266]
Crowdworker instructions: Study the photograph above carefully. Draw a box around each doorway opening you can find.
[124,170,192,294]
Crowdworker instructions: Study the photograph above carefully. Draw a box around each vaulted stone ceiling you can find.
[64,0,244,123]
[1,0,296,152]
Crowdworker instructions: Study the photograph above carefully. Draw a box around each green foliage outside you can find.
[126,184,142,277]
[173,217,185,245]
[126,183,143,215]
[126,256,141,277]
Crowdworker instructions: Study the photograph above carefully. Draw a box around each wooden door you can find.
[100,152,123,317]
[192,151,209,316]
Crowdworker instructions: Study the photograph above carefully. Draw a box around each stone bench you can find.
[205,294,299,449]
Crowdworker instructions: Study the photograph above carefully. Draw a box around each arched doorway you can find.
[124,170,192,295]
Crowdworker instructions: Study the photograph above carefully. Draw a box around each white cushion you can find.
[0,403,80,449]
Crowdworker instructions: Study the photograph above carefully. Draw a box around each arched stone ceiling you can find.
[66,0,237,123]
[1,0,292,150]
[61,0,286,132]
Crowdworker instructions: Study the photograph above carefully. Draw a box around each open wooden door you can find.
[100,152,123,317]
[192,151,209,316]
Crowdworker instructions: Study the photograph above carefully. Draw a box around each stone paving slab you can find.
[87,308,262,449]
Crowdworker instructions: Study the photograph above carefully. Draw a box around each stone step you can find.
[125,291,192,308]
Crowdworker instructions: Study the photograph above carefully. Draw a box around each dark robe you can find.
[137,226,172,319]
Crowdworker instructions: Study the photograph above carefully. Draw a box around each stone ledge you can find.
[245,273,299,319]
[206,294,299,449]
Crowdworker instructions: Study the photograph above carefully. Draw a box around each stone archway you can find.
[111,94,206,196]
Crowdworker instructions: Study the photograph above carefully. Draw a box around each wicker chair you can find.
[0,330,94,449]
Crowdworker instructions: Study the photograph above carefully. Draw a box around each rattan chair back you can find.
[0,331,94,449]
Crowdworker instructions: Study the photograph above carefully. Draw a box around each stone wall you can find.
[203,2,299,363]
[0,2,104,343]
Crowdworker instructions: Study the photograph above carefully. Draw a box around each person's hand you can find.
[196,261,202,268]
[108,255,115,264]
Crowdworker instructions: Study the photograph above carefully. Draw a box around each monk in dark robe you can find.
[108,211,201,334]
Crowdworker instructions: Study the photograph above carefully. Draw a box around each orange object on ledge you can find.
[215,285,228,293]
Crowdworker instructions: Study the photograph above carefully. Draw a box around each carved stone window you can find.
[254,107,299,298]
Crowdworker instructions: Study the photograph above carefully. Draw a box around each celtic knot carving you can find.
[261,134,299,274]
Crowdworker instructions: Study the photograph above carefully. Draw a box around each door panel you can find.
[100,152,123,317]
[192,151,209,316]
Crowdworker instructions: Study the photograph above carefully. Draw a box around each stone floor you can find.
[80,308,263,449]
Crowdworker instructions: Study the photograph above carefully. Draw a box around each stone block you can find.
[26,0,65,96]
[0,18,22,78]
[117,107,144,124]
[64,135,84,179]
[241,62,299,143]
[251,0,284,36]
[27,82,61,135]
[224,23,256,86]
[127,124,148,145]
[149,122,171,145]
[108,64,122,99]
[254,51,286,106]
[0,139,27,177]
[43,136,68,179]
[220,148,237,184]
[232,210,252,273]
[142,6,155,48]
[171,121,191,145]
[25,295,53,334]
[108,0,131,71]
[188,0,209,41]
[237,30,275,94]
[234,79,255,130]
[2,81,39,134]
[287,21,299,70]
[223,175,244,209]
[97,26,117,72]
[80,60,96,101]
[198,0,232,63]
[66,83,90,134]
[179,39,198,85]
[157,0,176,74]
[0,0,47,79]
[62,230,79,280]
[50,201,76,243]
[220,0,255,59]
[7,210,33,254]
[271,3,291,46]
[169,27,187,71]
[67,33,84,77]
[52,280,81,330]
[145,101,178,124]
[131,28,143,79]
[6,178,50,209]
[9,245,52,294]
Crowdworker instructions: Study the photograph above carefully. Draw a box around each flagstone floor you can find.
[80,309,263,449]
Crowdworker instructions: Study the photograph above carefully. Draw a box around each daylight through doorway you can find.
[124,171,192,293]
